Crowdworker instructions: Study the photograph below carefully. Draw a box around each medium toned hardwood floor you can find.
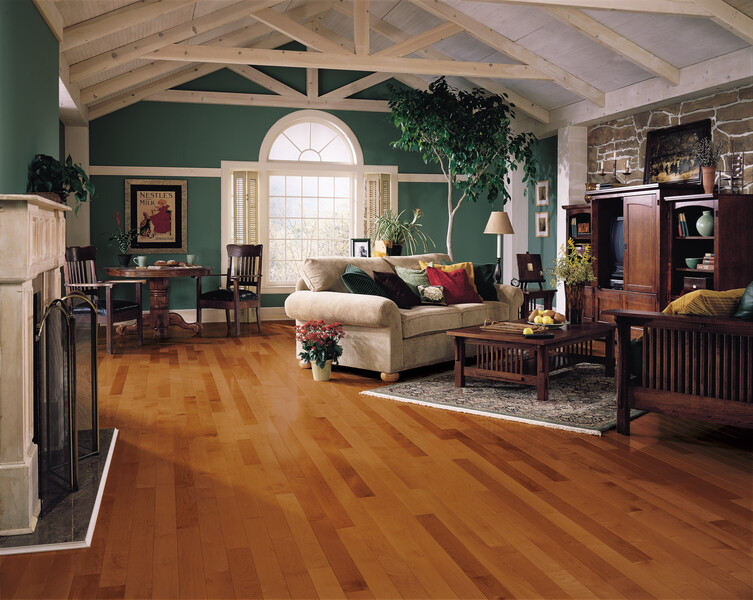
[1,321,751,599]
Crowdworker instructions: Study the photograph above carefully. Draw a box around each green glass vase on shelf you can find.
[696,210,714,237]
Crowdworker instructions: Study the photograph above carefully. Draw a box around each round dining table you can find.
[105,265,212,340]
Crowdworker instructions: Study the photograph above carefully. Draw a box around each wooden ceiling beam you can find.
[375,22,463,58]
[333,4,549,123]
[353,0,370,55]
[148,89,390,112]
[692,0,753,45]
[33,0,64,41]
[320,72,394,99]
[410,0,604,106]
[449,0,711,16]
[61,0,196,52]
[145,45,551,79]
[545,7,681,84]
[250,7,349,53]
[68,0,281,83]
[229,65,306,97]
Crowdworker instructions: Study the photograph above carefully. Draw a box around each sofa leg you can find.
[380,372,399,383]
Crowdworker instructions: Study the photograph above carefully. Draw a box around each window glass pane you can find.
[285,176,301,196]
[319,219,335,238]
[286,218,302,238]
[334,219,349,239]
[284,123,310,150]
[269,136,300,161]
[286,197,301,217]
[269,196,284,218]
[334,177,350,197]
[320,136,351,162]
[269,240,285,261]
[285,239,302,261]
[269,261,285,282]
[269,218,285,239]
[302,197,317,218]
[301,238,318,258]
[285,263,301,282]
[318,198,334,218]
[333,239,349,256]
[311,123,337,152]
[302,219,317,237]
[302,176,317,197]
[319,177,334,197]
[334,197,349,216]
[269,175,285,196]
[299,149,320,162]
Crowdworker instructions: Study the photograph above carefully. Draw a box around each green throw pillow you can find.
[734,281,753,320]
[473,263,498,302]
[394,265,430,297]
[341,264,387,297]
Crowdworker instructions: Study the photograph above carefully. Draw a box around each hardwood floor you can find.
[1,321,751,599]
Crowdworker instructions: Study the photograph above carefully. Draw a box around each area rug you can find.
[361,363,643,436]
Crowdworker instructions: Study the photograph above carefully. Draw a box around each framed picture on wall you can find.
[535,212,549,237]
[351,238,371,258]
[125,179,188,253]
[643,120,710,185]
[535,180,549,206]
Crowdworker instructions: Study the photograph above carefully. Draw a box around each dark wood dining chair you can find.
[63,246,144,354]
[196,244,263,336]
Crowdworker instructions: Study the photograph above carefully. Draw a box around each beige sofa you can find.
[284,253,524,380]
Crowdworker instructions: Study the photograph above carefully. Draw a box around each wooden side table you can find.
[520,288,556,318]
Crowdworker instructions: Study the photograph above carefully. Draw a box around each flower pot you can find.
[565,282,585,325]
[695,210,714,237]
[701,167,716,195]
[117,254,131,266]
[311,360,333,381]
[385,243,402,256]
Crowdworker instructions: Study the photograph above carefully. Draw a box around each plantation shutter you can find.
[364,173,391,236]
[232,171,258,244]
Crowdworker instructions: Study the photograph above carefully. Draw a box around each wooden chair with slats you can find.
[63,246,144,354]
[196,244,263,336]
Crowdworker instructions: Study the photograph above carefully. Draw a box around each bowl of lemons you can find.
[527,308,568,327]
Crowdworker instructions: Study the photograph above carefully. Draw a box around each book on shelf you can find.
[697,265,715,271]
[571,217,577,238]
[678,213,689,236]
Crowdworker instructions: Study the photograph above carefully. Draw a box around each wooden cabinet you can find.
[623,194,659,294]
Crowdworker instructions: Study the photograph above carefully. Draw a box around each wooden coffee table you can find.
[447,321,616,401]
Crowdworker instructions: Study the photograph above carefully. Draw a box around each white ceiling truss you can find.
[36,0,752,131]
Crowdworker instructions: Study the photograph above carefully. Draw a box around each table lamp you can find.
[483,211,514,284]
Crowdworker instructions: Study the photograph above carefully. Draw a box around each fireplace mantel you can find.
[0,194,69,535]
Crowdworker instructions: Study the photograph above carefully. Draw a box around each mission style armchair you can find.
[63,245,144,354]
[196,244,263,336]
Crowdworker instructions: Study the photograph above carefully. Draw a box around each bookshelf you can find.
[563,204,594,320]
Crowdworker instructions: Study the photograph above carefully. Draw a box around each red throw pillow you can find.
[425,266,483,304]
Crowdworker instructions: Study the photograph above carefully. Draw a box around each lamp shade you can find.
[484,211,514,235]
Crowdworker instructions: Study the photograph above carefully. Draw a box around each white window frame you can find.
[221,111,397,294]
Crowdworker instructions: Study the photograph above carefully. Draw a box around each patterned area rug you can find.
[361,363,643,436]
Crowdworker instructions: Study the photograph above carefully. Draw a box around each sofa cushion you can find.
[426,266,483,304]
[374,271,420,309]
[341,264,388,297]
[301,256,390,293]
[473,263,498,301]
[457,301,510,326]
[662,288,745,317]
[418,285,447,305]
[394,265,430,296]
[733,281,753,320]
[400,304,462,339]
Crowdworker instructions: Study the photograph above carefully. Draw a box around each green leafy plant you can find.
[692,137,725,168]
[108,211,139,254]
[369,208,434,255]
[388,77,538,260]
[295,320,345,369]
[549,238,595,287]
[27,154,96,214]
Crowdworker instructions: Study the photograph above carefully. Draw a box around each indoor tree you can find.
[388,77,538,260]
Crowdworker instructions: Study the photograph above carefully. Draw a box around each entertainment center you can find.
[565,185,753,323]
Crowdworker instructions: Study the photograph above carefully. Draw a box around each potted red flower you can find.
[295,320,345,381]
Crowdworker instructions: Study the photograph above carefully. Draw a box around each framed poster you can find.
[351,238,371,258]
[535,212,549,237]
[643,120,710,185]
[535,180,549,206]
[125,179,187,253]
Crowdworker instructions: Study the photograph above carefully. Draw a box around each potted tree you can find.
[108,211,139,265]
[369,208,434,256]
[27,154,96,214]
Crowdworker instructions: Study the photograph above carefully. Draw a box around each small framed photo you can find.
[535,180,549,206]
[577,221,590,235]
[535,212,549,237]
[351,238,371,258]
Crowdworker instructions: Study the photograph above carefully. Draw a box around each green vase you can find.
[695,210,714,237]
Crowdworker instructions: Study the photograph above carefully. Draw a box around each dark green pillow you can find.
[341,264,387,297]
[733,281,753,320]
[473,263,498,302]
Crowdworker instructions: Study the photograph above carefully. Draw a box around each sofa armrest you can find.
[494,283,524,309]
[284,290,401,329]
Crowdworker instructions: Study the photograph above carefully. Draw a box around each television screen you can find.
[610,217,624,279]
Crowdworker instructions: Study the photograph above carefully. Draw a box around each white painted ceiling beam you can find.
[457,0,710,16]
[319,72,394,99]
[68,0,281,83]
[307,68,318,99]
[353,0,370,55]
[146,89,390,112]
[250,7,349,53]
[545,7,681,84]
[410,0,605,106]
[375,22,463,57]
[392,74,431,91]
[692,0,753,45]
[61,0,197,52]
[144,45,552,79]
[228,65,306,97]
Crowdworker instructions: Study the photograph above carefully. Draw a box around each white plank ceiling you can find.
[38,0,752,130]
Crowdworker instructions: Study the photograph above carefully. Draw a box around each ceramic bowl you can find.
[685,257,701,269]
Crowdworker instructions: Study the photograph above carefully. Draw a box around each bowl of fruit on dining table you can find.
[528,308,568,327]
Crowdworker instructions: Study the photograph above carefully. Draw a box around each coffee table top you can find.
[447,320,615,347]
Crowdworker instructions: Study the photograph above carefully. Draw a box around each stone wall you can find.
[587,84,752,193]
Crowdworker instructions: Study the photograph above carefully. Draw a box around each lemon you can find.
[533,315,543,324]
[523,327,534,335]
[543,316,554,325]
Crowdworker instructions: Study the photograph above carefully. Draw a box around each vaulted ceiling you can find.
[38,0,753,133]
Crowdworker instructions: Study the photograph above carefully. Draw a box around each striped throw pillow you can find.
[340,264,387,297]
[662,288,745,317]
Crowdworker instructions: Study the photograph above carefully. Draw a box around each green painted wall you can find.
[527,135,558,292]
[0,0,59,192]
